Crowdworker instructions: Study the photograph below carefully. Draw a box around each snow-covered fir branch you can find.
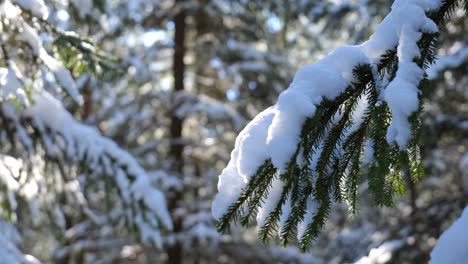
[213,0,463,250]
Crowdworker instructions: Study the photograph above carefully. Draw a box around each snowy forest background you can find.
[0,0,466,263]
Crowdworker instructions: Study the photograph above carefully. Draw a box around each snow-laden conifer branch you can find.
[2,91,172,229]
[0,0,173,249]
[213,0,461,250]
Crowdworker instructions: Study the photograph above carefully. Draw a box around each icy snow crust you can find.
[213,0,441,235]
[430,206,468,264]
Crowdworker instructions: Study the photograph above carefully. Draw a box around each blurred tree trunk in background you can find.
[168,1,186,263]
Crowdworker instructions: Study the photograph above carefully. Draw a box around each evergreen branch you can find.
[214,0,464,250]
[258,165,299,242]
[239,168,277,226]
[279,170,313,245]
[298,188,331,252]
[216,161,275,232]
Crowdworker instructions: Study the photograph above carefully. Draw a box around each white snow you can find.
[0,64,29,105]
[278,193,292,238]
[362,0,439,63]
[256,178,285,227]
[429,206,468,264]
[355,240,404,264]
[211,107,275,219]
[14,0,49,20]
[383,1,438,148]
[384,62,423,148]
[0,1,21,19]
[297,197,319,240]
[362,0,439,149]
[349,95,369,133]
[267,46,368,172]
[363,139,375,165]
[0,155,22,192]
[211,154,246,220]
[237,107,276,180]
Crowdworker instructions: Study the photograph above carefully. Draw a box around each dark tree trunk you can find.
[191,3,210,262]
[406,174,418,216]
[81,79,93,120]
[405,170,418,232]
[167,2,186,264]
[169,4,186,168]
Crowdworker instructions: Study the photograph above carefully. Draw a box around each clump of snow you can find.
[0,1,21,19]
[362,0,439,63]
[362,0,439,149]
[355,240,404,264]
[0,64,29,105]
[211,107,275,219]
[267,46,368,171]
[0,155,22,192]
[429,206,468,264]
[384,62,423,148]
[211,156,245,220]
[237,107,276,180]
